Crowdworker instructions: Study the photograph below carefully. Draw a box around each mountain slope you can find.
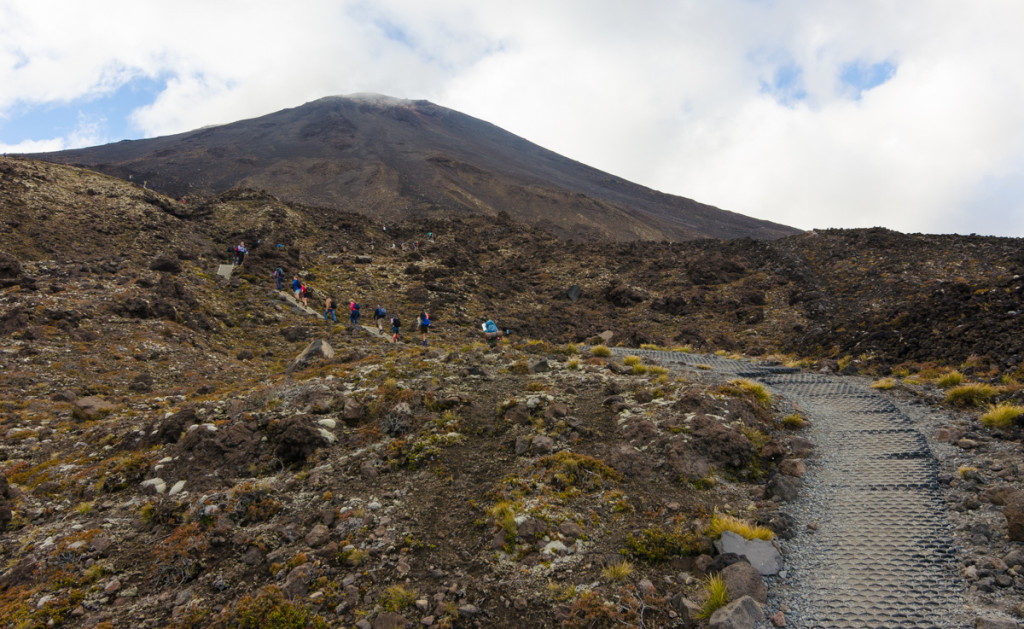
[31,94,799,242]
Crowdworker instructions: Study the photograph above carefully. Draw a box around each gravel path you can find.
[612,349,972,628]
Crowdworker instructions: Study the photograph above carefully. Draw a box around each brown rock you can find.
[770,610,787,627]
[559,521,584,539]
[372,611,407,629]
[778,459,806,478]
[72,396,117,421]
[1003,491,1024,542]
[305,524,330,547]
[788,436,814,458]
[721,561,767,603]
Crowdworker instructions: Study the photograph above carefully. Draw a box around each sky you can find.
[2,1,1023,237]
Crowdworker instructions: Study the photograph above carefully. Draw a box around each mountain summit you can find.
[33,94,799,241]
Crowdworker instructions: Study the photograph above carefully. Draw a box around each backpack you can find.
[353,302,360,311]
[274,268,283,278]
[376,307,386,318]
[391,316,400,328]
[420,313,430,326]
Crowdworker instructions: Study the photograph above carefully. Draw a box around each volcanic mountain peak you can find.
[32,94,799,242]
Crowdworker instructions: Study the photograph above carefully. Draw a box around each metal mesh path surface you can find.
[613,349,968,628]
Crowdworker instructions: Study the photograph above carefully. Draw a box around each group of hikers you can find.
[270,267,503,348]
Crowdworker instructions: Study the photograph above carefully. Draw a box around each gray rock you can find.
[716,531,784,576]
[355,255,373,264]
[566,285,581,302]
[343,397,364,421]
[788,436,814,458]
[598,330,615,343]
[765,474,802,502]
[721,561,766,603]
[778,459,806,478]
[559,521,584,539]
[708,595,764,629]
[286,339,335,373]
[529,359,550,373]
[532,435,554,455]
[305,524,330,547]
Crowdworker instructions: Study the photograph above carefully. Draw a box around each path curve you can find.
[612,349,969,628]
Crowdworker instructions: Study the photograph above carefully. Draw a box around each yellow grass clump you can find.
[707,511,774,541]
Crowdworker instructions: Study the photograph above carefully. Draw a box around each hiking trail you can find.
[613,348,970,628]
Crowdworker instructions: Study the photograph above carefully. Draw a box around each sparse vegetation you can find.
[707,511,774,541]
[696,573,729,619]
[625,526,699,562]
[601,559,634,582]
[871,377,897,390]
[782,414,806,429]
[980,403,1024,429]
[935,371,964,388]
[946,383,998,407]
[382,584,418,611]
[590,345,612,357]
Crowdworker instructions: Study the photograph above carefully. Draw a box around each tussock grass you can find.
[566,358,580,370]
[631,364,648,375]
[696,574,728,620]
[600,559,634,582]
[935,371,963,388]
[382,585,417,611]
[870,377,897,390]
[707,511,773,541]
[945,383,998,407]
[980,402,1024,429]
[728,379,772,408]
[958,465,978,478]
[590,345,612,357]
[622,355,642,366]
[782,414,806,429]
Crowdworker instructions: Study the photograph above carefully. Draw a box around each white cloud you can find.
[2,0,1024,235]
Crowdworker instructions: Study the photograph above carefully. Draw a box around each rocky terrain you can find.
[31,94,799,242]
[1,156,1024,628]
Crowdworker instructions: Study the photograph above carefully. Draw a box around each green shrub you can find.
[590,345,612,357]
[935,371,964,388]
[382,585,417,612]
[625,527,698,562]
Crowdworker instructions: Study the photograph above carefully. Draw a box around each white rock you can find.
[542,541,568,555]
[141,478,167,494]
[318,428,337,443]
[168,480,186,496]
[317,418,337,429]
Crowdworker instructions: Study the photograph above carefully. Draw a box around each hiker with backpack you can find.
[324,296,336,323]
[391,315,401,343]
[292,276,302,300]
[300,283,309,307]
[273,267,284,291]
[482,319,502,349]
[350,301,361,325]
[374,305,387,332]
[234,242,247,265]
[417,310,431,346]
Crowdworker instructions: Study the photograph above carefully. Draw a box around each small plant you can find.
[728,379,772,408]
[640,343,665,350]
[958,465,978,478]
[591,345,612,357]
[935,371,964,388]
[566,358,581,370]
[695,573,729,620]
[980,402,1024,429]
[601,559,634,582]
[214,585,327,628]
[837,355,853,371]
[782,414,806,429]
[631,363,648,375]
[622,355,642,366]
[382,584,417,611]
[946,383,997,407]
[625,526,698,562]
[648,365,669,376]
[546,580,578,602]
[707,511,773,541]
[870,378,897,390]
[696,363,712,370]
[741,426,770,451]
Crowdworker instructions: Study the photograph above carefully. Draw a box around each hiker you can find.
[482,319,502,348]
[349,300,361,325]
[374,305,387,332]
[300,283,309,307]
[292,276,302,300]
[234,242,247,265]
[273,267,285,291]
[417,310,431,346]
[324,296,336,323]
[391,315,401,343]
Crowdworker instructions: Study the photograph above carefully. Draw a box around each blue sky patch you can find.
[760,61,807,106]
[0,75,164,147]
[839,59,896,99]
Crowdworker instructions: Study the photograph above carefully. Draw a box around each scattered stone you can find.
[770,610,787,627]
[778,459,805,478]
[1003,491,1024,542]
[372,612,406,629]
[532,435,554,455]
[708,595,764,629]
[788,437,814,458]
[764,474,802,502]
[558,521,584,539]
[975,618,1018,629]
[305,524,330,548]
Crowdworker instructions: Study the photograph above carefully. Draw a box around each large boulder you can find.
[715,531,784,576]
[286,339,335,373]
[721,561,767,603]
[72,396,118,421]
